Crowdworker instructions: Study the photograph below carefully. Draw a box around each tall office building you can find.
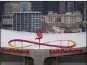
[83,2,87,21]
[67,1,75,12]
[4,2,20,15]
[75,2,85,21]
[13,12,42,32]
[4,1,32,15]
[75,2,84,12]
[32,1,80,15]
[31,1,59,15]
[67,1,83,12]
[44,2,59,14]
[59,1,67,14]
[31,1,43,12]
[20,2,31,12]
[2,2,20,29]
[76,2,87,21]
[67,1,87,21]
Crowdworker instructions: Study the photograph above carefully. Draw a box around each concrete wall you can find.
[44,53,87,65]
[0,53,25,65]
[0,53,34,65]
[58,54,86,65]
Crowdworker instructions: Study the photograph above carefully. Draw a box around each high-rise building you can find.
[67,1,75,12]
[83,2,87,21]
[20,2,31,12]
[59,1,67,14]
[2,2,20,29]
[4,2,32,15]
[31,1,59,15]
[75,1,86,21]
[4,2,20,15]
[44,2,59,14]
[31,1,43,12]
[13,12,42,32]
[67,1,87,21]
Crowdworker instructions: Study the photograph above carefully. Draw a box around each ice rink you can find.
[1,29,86,49]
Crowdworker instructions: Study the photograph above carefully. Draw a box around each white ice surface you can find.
[1,29,86,49]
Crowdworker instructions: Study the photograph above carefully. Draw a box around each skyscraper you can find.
[44,1,59,14]
[31,1,59,15]
[75,2,87,21]
[67,1,75,12]
[4,2,20,15]
[31,1,43,12]
[67,1,87,21]
[83,2,87,21]
[20,2,31,12]
[59,1,67,14]
[4,1,32,15]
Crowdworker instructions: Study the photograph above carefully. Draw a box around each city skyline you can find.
[0,1,87,15]
[1,1,86,32]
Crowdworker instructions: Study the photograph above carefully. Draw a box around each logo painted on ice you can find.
[8,30,76,49]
